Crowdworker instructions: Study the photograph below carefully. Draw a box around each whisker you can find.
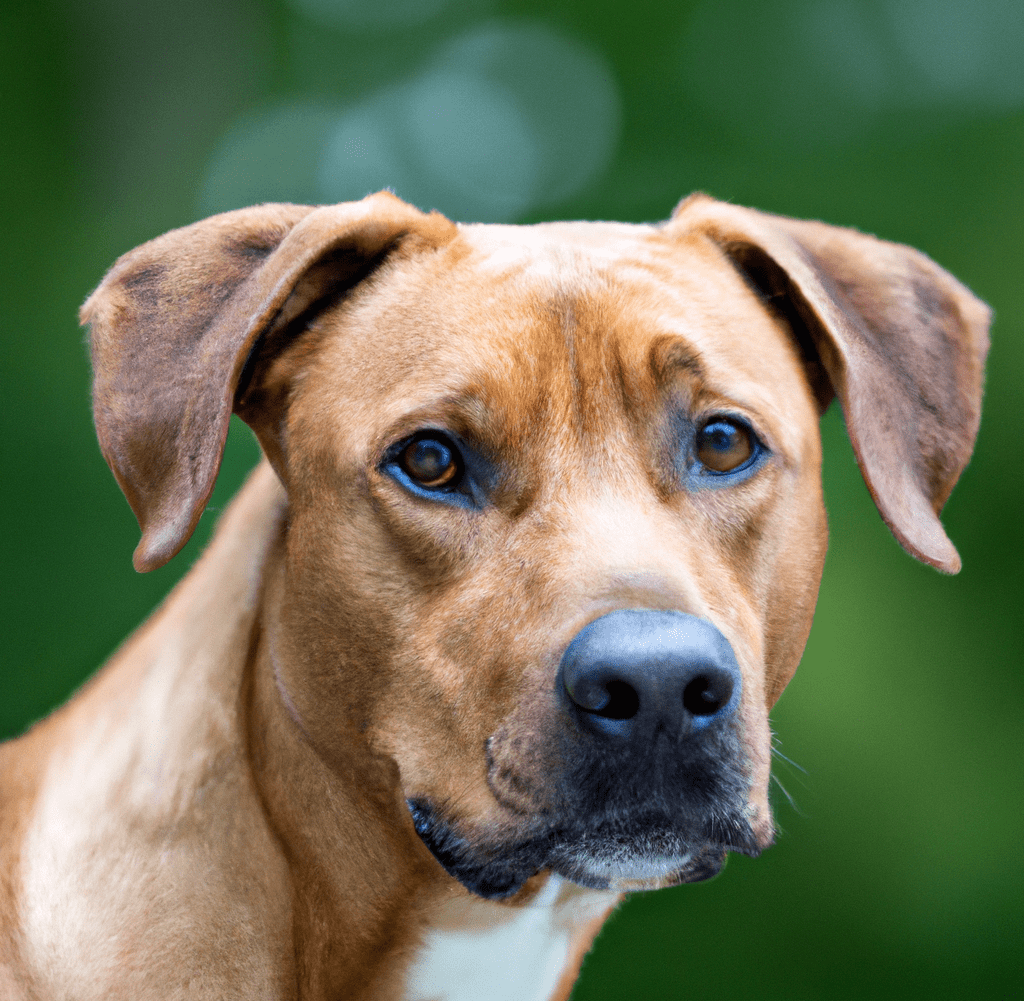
[770,772,802,814]
[770,745,807,775]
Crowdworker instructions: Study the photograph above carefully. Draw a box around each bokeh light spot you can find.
[203,21,621,221]
[883,0,1024,108]
[401,69,540,219]
[318,73,539,222]
[435,23,621,205]
[318,100,418,207]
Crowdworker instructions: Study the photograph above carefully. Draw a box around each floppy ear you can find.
[81,192,456,573]
[670,194,990,574]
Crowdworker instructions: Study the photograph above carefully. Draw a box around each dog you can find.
[0,191,988,1000]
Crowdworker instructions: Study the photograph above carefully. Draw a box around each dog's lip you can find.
[406,797,760,899]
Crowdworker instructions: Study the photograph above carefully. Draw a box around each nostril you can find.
[595,680,640,720]
[565,674,641,720]
[682,673,733,717]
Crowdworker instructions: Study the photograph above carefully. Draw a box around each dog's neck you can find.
[245,536,421,999]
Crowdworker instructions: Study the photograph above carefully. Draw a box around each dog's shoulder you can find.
[0,463,291,996]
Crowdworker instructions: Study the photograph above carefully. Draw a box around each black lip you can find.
[408,799,547,899]
[407,798,760,900]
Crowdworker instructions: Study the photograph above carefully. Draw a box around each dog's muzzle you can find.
[410,610,759,899]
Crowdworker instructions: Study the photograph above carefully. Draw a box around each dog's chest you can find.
[402,875,618,1001]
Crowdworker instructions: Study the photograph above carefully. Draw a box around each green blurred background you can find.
[2,0,1021,997]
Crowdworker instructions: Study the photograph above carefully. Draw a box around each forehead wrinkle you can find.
[447,250,614,435]
[648,334,706,388]
[540,281,625,444]
[441,281,643,497]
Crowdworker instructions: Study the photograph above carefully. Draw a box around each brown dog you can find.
[0,192,988,1000]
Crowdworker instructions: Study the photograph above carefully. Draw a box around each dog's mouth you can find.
[407,798,761,900]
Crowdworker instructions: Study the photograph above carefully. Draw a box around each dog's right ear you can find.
[82,193,456,573]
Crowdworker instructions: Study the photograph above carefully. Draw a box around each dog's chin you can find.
[407,799,754,900]
[547,840,728,893]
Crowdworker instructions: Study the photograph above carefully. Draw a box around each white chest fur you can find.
[403,875,619,1001]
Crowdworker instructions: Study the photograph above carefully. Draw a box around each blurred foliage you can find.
[1,0,1021,997]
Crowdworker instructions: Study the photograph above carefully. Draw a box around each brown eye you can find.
[695,418,755,473]
[399,435,462,489]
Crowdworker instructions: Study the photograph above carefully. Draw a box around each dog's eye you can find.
[695,418,755,473]
[399,434,463,489]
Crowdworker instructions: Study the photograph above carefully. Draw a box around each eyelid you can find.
[384,428,456,461]
[697,409,773,450]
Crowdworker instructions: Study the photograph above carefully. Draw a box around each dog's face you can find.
[273,223,826,895]
[83,192,988,901]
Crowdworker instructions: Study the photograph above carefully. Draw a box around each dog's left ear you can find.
[82,192,456,572]
[671,194,990,573]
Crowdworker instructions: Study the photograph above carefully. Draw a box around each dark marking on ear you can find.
[120,264,168,313]
[805,249,973,513]
[911,273,959,328]
[224,230,286,264]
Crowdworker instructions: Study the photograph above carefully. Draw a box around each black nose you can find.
[558,610,742,741]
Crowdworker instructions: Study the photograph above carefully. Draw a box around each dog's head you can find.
[82,192,988,898]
